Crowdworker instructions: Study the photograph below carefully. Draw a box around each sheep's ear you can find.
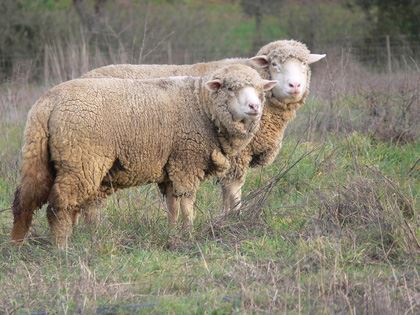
[308,54,326,64]
[250,55,269,68]
[205,79,223,91]
[262,80,278,91]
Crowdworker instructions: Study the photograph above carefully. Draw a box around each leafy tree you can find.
[351,0,420,38]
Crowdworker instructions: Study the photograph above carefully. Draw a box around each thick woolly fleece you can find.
[82,40,312,187]
[11,64,265,244]
[226,40,312,174]
[82,58,256,79]
[256,39,311,65]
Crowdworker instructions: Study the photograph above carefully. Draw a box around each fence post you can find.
[386,35,392,73]
[167,41,172,64]
[44,45,49,84]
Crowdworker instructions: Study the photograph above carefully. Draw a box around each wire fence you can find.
[316,35,420,71]
[1,34,419,83]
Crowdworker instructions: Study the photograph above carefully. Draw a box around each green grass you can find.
[0,114,418,313]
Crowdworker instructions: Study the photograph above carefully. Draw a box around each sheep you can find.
[220,40,325,211]
[82,40,325,212]
[11,64,277,247]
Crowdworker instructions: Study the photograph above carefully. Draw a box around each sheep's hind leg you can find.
[47,160,113,248]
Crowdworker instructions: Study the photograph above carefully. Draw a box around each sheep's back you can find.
[81,58,249,79]
[46,77,205,187]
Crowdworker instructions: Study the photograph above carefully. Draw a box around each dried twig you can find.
[198,145,319,241]
[0,207,11,214]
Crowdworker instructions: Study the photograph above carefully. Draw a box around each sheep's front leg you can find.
[221,176,245,213]
[158,182,180,227]
[210,149,231,177]
[168,172,201,231]
[180,194,196,230]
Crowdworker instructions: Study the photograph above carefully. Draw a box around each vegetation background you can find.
[0,0,418,313]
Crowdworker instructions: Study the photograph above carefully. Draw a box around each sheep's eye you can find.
[271,62,277,67]
[227,87,233,92]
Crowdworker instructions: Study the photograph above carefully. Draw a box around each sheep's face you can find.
[269,58,309,103]
[205,80,277,122]
[252,53,326,104]
[230,86,264,121]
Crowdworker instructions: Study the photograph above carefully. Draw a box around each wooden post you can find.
[386,35,392,73]
[167,41,172,64]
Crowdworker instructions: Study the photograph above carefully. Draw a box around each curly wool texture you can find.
[82,58,258,80]
[11,64,270,244]
[256,39,311,65]
[82,39,312,189]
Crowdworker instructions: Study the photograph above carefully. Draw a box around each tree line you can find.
[1,0,419,80]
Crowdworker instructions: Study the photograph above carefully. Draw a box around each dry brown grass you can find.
[306,167,418,263]
[294,50,420,144]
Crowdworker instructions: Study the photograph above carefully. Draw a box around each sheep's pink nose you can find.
[248,103,260,112]
[288,82,301,95]
[288,82,301,89]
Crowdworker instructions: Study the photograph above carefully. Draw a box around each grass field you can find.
[0,65,419,314]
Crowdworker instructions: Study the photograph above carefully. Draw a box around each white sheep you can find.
[11,64,277,247]
[82,40,325,212]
